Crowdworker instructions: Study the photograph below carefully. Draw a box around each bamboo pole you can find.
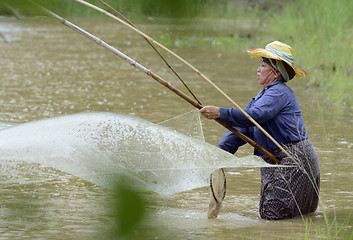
[73,0,293,160]
[97,0,201,105]
[32,3,280,164]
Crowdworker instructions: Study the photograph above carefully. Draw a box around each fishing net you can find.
[158,109,205,142]
[159,110,227,217]
[0,112,270,195]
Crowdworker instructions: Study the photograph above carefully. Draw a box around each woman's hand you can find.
[199,106,220,120]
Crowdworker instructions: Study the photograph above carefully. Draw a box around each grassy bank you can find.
[267,0,353,105]
[195,0,352,105]
[232,0,353,106]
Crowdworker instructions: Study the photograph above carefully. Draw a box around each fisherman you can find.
[200,41,320,220]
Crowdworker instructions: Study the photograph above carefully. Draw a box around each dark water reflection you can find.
[0,17,352,239]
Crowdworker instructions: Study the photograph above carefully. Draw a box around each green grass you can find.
[267,0,353,105]
[307,212,353,240]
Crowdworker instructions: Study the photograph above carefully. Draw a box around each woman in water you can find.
[200,41,320,220]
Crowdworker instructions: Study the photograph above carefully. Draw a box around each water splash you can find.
[0,112,270,195]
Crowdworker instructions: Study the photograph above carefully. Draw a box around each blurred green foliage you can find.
[105,176,151,239]
[0,0,209,18]
[114,181,146,236]
[0,0,65,16]
[106,0,207,18]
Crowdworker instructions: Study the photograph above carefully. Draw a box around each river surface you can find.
[0,16,352,239]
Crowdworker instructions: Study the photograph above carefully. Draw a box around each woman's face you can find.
[257,60,273,85]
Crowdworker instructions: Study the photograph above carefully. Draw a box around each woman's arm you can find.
[219,88,288,128]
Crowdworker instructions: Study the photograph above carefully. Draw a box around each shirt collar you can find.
[264,80,283,90]
[255,81,283,100]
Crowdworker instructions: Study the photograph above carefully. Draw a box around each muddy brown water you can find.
[0,17,352,239]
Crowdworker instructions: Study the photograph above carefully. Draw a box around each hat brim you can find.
[247,48,306,79]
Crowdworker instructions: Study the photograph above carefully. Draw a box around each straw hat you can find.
[247,41,306,79]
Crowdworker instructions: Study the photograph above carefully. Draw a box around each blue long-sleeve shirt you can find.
[217,81,308,156]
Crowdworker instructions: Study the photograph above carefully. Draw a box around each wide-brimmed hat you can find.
[247,41,306,79]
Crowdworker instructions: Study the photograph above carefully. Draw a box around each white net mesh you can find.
[0,112,270,195]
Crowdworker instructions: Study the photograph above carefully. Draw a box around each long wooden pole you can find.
[97,0,201,105]
[33,4,280,164]
[73,0,292,160]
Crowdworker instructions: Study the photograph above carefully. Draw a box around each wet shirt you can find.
[217,81,308,156]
